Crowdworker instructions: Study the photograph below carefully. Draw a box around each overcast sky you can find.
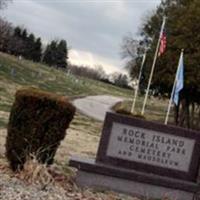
[1,0,161,74]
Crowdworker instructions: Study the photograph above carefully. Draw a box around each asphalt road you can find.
[73,95,124,121]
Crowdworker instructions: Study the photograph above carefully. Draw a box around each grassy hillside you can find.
[0,52,132,98]
[0,52,133,123]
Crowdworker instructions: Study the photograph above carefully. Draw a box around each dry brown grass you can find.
[16,156,53,188]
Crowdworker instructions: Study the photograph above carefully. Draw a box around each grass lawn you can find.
[113,95,174,124]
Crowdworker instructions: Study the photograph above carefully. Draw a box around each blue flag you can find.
[173,52,184,105]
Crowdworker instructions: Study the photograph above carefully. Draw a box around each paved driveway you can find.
[73,95,124,121]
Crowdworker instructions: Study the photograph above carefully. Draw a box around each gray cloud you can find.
[1,0,161,71]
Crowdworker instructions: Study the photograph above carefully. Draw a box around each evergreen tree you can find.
[25,33,35,60]
[32,37,42,62]
[21,28,28,57]
[13,26,22,38]
[125,0,200,127]
[142,0,200,96]
[21,29,27,40]
[49,40,57,66]
[43,44,51,65]
[56,40,68,69]
[43,39,68,68]
[43,40,57,66]
[10,26,23,56]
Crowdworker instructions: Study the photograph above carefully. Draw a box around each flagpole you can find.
[164,49,184,125]
[141,16,166,115]
[131,52,146,113]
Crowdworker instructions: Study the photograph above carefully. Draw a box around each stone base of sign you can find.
[76,171,195,200]
[69,156,200,200]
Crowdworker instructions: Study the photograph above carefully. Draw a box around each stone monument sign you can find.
[69,112,200,200]
[97,112,200,181]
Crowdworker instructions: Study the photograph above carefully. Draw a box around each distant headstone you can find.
[70,112,200,200]
[36,71,42,78]
[31,72,35,78]
[11,68,16,77]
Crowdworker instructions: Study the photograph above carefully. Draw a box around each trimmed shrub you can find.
[115,108,146,119]
[6,88,76,171]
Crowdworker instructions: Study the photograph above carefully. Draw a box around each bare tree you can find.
[0,17,13,51]
[110,72,128,88]
[121,33,138,60]
[94,64,107,79]
[0,0,12,10]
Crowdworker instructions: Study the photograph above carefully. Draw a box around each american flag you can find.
[158,30,166,56]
